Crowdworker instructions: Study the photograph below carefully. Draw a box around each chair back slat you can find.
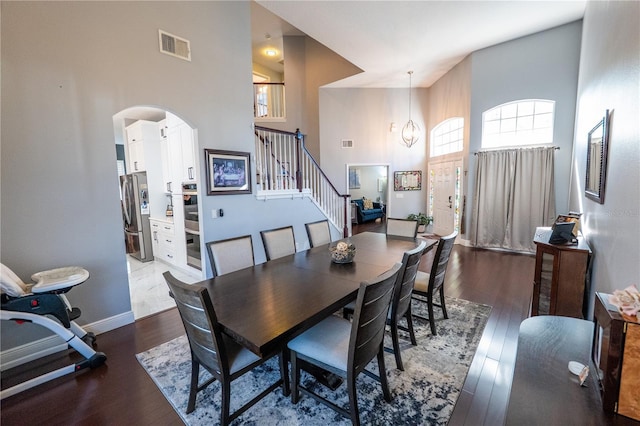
[349,263,401,373]
[163,271,224,375]
[305,220,331,248]
[261,226,296,260]
[386,218,419,238]
[391,240,427,321]
[429,231,457,293]
[206,235,255,276]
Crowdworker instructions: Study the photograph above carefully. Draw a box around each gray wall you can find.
[467,21,583,238]
[425,57,472,230]
[0,1,325,350]
[568,1,640,309]
[319,87,430,219]
[318,23,582,229]
[264,35,362,162]
[349,165,388,203]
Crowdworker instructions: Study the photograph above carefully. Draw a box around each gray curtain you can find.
[470,147,556,252]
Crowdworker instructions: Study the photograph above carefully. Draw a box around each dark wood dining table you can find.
[201,232,438,357]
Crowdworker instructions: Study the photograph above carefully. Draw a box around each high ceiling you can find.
[253,0,586,88]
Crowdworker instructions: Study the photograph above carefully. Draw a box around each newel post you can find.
[295,129,303,192]
[343,195,350,238]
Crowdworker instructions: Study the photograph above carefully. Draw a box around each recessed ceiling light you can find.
[265,49,277,57]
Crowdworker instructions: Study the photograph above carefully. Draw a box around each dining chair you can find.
[386,239,426,370]
[205,234,255,276]
[386,218,419,238]
[412,231,458,335]
[260,225,296,260]
[163,272,288,425]
[343,240,427,370]
[287,263,402,426]
[305,219,332,248]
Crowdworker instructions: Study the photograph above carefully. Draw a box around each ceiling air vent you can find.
[159,30,191,61]
[341,139,354,148]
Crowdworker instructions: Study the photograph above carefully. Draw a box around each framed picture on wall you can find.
[349,168,361,189]
[205,149,252,195]
[394,170,422,191]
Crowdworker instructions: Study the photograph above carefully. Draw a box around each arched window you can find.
[430,117,464,157]
[482,100,555,148]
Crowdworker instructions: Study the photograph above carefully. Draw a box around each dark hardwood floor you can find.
[0,220,618,425]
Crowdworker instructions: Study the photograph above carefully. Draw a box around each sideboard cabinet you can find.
[593,292,640,421]
[531,227,591,318]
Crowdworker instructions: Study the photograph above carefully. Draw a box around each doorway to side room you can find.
[113,106,201,320]
[347,164,390,232]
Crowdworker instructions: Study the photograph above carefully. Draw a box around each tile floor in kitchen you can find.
[126,256,200,319]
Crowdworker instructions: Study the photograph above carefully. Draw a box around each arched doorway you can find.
[113,106,201,319]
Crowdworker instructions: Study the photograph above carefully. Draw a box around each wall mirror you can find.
[585,110,610,204]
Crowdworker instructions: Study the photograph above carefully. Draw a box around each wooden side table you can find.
[531,227,591,318]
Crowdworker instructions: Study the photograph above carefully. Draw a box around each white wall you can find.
[568,1,640,308]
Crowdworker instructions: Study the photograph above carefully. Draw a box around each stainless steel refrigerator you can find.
[120,172,153,262]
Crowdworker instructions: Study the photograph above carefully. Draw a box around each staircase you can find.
[254,126,350,237]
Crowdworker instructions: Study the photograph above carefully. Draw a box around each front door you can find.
[430,160,461,236]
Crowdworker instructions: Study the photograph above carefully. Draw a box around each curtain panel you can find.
[470,147,556,252]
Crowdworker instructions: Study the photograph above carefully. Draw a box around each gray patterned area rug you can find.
[136,297,491,425]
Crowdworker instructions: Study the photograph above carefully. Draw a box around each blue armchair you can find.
[353,199,385,223]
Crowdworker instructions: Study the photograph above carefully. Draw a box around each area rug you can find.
[136,297,491,425]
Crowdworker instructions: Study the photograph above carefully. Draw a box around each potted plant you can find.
[407,213,433,233]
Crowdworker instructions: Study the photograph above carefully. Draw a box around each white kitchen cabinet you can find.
[150,219,177,265]
[128,140,146,172]
[125,120,165,218]
[180,124,197,182]
[125,120,162,173]
[158,119,175,193]
[167,122,197,185]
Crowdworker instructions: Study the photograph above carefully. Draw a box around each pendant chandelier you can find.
[401,71,420,147]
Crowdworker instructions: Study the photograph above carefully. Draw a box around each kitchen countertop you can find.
[150,216,174,224]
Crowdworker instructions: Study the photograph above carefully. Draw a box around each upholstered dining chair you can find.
[343,240,427,370]
[163,272,288,425]
[386,218,419,238]
[287,263,402,426]
[205,234,255,276]
[305,219,332,248]
[260,225,296,260]
[412,231,458,335]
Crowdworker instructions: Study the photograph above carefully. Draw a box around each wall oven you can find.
[182,183,201,270]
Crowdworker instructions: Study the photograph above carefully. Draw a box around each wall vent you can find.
[159,30,191,61]
[341,139,354,148]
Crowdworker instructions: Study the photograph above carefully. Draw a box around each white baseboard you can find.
[83,310,135,336]
[1,310,135,371]
[458,238,474,247]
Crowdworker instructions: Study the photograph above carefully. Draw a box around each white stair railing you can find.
[255,126,350,237]
[253,83,285,119]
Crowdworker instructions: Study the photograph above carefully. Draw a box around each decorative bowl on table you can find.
[329,241,356,263]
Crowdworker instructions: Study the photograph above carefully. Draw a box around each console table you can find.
[506,316,622,425]
[531,227,591,318]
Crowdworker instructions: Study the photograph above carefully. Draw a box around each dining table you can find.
[201,232,438,358]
